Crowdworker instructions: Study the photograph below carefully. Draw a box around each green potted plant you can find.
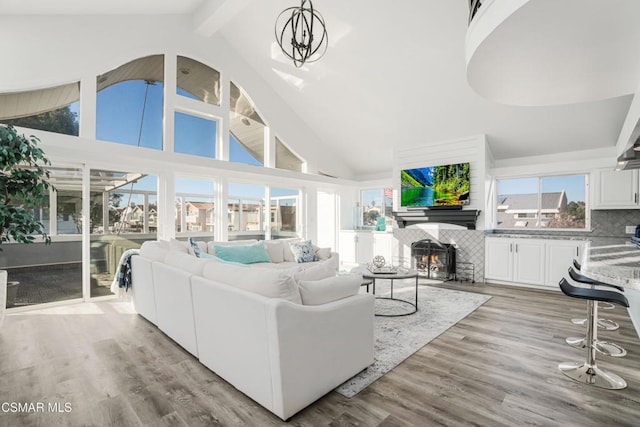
[0,124,52,324]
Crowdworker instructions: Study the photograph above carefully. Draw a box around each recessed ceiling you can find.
[466,0,640,106]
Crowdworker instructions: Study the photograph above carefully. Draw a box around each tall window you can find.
[271,188,299,238]
[496,174,587,229]
[0,82,80,136]
[1,165,83,308]
[317,191,337,250]
[229,82,265,166]
[228,183,266,240]
[89,170,158,298]
[56,190,82,234]
[96,55,164,150]
[175,177,215,236]
[360,188,393,230]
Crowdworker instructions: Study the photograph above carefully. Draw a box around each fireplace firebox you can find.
[411,239,456,280]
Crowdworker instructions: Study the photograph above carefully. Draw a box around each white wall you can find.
[394,134,488,230]
[0,14,354,180]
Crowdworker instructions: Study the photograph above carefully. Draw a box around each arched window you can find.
[276,137,303,172]
[0,82,80,136]
[229,81,265,166]
[176,56,220,106]
[96,55,164,150]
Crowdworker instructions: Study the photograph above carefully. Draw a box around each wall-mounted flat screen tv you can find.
[401,162,470,207]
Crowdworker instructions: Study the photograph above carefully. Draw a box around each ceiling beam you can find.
[192,0,251,38]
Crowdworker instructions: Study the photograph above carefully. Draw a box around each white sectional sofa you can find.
[130,239,374,420]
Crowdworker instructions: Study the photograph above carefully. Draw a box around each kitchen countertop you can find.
[580,239,640,290]
[485,233,589,241]
[580,238,640,339]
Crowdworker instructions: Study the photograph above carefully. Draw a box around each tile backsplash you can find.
[394,226,485,283]
[392,209,640,284]
[590,209,640,237]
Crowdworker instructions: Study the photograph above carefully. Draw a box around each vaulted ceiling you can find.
[2,0,639,177]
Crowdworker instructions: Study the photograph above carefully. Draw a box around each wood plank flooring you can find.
[1,282,639,426]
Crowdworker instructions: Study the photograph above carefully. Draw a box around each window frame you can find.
[494,173,590,231]
[359,187,393,231]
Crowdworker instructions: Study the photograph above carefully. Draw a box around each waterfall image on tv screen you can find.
[401,163,470,207]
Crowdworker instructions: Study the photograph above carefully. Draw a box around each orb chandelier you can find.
[275,0,328,68]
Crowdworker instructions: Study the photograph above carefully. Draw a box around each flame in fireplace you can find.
[421,254,440,264]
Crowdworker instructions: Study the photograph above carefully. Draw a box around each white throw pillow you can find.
[164,251,209,276]
[262,240,285,263]
[202,262,302,304]
[169,238,191,254]
[313,245,331,260]
[298,274,362,305]
[139,240,170,261]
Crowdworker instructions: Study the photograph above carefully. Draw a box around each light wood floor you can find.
[1,282,639,426]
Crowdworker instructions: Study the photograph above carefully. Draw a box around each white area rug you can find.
[335,283,491,397]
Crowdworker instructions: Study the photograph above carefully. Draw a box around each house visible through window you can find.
[360,188,393,230]
[496,175,587,229]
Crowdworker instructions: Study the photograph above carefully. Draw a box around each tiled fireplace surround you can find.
[392,209,640,283]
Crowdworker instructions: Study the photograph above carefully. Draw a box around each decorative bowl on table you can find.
[366,256,398,274]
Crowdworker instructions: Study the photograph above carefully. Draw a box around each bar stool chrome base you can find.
[565,337,627,357]
[600,302,615,310]
[571,317,619,331]
[558,361,627,390]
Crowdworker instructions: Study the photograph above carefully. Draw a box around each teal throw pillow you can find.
[199,252,249,267]
[214,242,272,264]
[290,240,318,263]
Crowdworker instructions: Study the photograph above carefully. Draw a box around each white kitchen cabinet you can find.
[486,236,586,289]
[485,238,513,282]
[339,231,374,265]
[485,237,546,286]
[545,239,584,286]
[593,168,639,209]
[512,240,546,286]
[373,232,393,264]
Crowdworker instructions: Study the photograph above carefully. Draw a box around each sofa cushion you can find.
[203,262,301,304]
[314,245,331,260]
[293,261,336,282]
[170,238,191,254]
[214,242,272,264]
[298,274,362,305]
[281,237,301,262]
[207,239,258,256]
[262,240,284,263]
[290,240,318,263]
[164,251,209,276]
[139,240,170,261]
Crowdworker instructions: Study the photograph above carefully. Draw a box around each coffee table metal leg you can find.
[415,275,418,310]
